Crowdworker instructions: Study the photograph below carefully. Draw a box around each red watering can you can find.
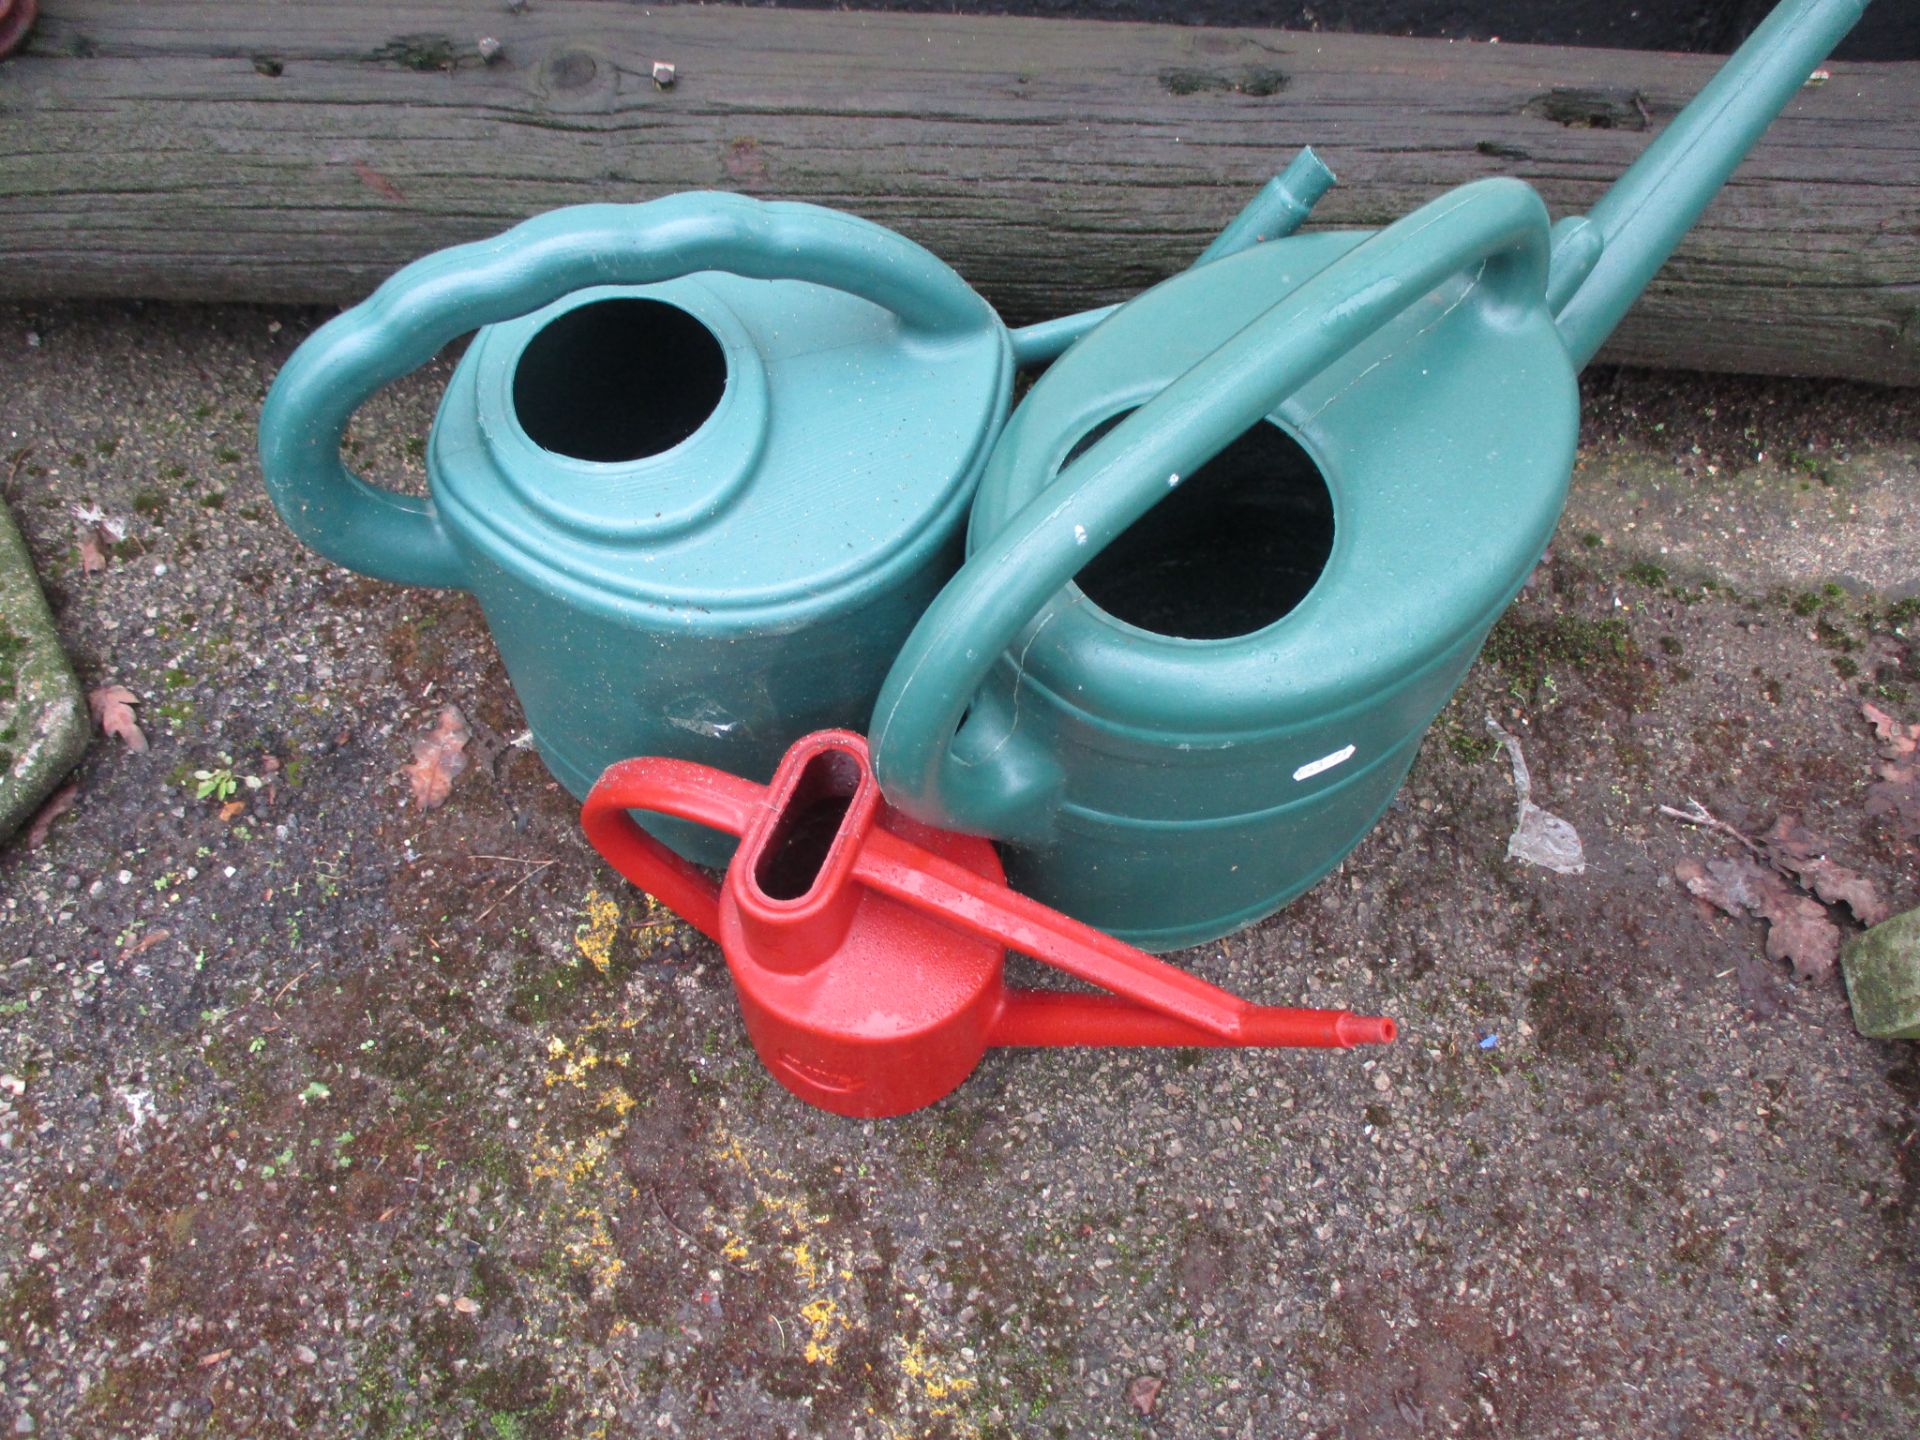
[582,731,1393,1117]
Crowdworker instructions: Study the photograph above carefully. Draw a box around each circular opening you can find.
[1064,413,1335,640]
[511,298,727,463]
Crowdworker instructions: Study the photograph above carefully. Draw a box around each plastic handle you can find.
[854,826,1252,1038]
[852,825,1392,1046]
[580,756,768,942]
[258,192,999,589]
[870,176,1552,832]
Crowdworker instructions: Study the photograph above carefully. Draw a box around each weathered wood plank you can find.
[1,1,1915,381]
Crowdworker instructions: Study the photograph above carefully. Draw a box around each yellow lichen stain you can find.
[708,1128,854,1366]
[869,1333,982,1439]
[633,892,682,946]
[545,1040,602,1089]
[800,1295,847,1365]
[525,1010,646,1299]
[790,1240,827,1290]
[575,887,622,973]
[897,1335,978,1416]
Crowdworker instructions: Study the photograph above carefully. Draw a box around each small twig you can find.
[650,1186,720,1255]
[1658,800,1768,861]
[472,858,556,926]
[468,854,552,865]
[270,963,319,1007]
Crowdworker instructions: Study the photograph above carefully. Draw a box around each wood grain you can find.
[2,1,1915,381]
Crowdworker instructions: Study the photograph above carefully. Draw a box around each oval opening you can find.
[512,298,727,463]
[752,748,864,904]
[1063,413,1335,641]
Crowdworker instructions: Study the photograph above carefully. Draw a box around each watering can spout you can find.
[1552,0,1869,370]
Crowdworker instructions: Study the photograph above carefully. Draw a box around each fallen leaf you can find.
[1675,855,1767,918]
[198,1348,231,1368]
[403,704,470,810]
[453,1296,481,1316]
[1126,1375,1164,1417]
[353,161,407,203]
[88,684,147,753]
[24,781,80,848]
[1761,814,1888,926]
[219,799,246,822]
[121,928,171,959]
[1675,853,1842,982]
[1861,702,1920,839]
[1863,701,1916,756]
[78,527,107,575]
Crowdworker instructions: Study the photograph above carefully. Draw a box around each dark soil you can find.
[1,299,1917,1438]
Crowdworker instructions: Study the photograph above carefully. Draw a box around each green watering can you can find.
[258,179,1326,865]
[872,0,1871,950]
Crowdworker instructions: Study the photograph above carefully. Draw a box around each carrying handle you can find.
[580,757,768,942]
[853,826,1254,1039]
[870,177,1553,834]
[258,192,999,589]
[852,825,1390,1047]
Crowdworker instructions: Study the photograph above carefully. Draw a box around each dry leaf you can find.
[1761,814,1888,926]
[198,1348,231,1368]
[88,684,147,753]
[1861,702,1920,840]
[1862,701,1916,756]
[219,799,246,822]
[1126,1375,1164,1417]
[1675,853,1842,982]
[1675,855,1766,917]
[122,928,171,959]
[24,781,80,848]
[404,705,470,810]
[78,527,107,575]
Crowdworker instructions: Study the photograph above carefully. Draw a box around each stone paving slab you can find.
[0,494,88,842]
[0,302,1916,1440]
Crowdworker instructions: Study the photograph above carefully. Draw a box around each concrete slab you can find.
[0,300,1915,1439]
[0,494,88,843]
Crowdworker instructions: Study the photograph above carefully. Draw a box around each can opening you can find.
[753,747,864,903]
[1065,415,1335,641]
[512,298,727,463]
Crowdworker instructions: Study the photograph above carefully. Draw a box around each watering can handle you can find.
[870,176,1553,834]
[580,757,767,943]
[258,193,999,589]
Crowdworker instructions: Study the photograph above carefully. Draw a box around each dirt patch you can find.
[1,301,1917,1437]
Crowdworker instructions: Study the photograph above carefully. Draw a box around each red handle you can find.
[852,826,1395,1048]
[580,758,766,941]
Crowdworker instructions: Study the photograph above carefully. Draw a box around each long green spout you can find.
[1554,0,1869,370]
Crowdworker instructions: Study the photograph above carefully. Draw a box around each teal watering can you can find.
[258,182,1323,865]
[871,0,1871,950]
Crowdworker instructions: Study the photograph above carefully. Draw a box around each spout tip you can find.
[1337,1014,1398,1047]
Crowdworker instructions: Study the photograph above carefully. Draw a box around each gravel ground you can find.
[2,300,1917,1439]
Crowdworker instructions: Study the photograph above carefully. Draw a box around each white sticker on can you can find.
[1293,743,1356,782]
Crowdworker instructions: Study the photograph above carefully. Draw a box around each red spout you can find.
[989,990,1395,1049]
[582,731,1396,1117]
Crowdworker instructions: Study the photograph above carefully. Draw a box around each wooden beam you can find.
[2,1,1915,382]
